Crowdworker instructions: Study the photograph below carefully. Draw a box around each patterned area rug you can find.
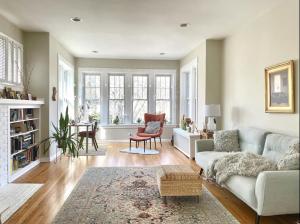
[53,167,239,224]
[0,183,43,223]
[120,147,160,155]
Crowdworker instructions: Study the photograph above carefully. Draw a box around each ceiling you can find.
[0,0,283,59]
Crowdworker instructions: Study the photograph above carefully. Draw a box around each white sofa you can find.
[195,127,299,223]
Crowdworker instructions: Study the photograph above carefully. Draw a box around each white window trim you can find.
[180,58,198,123]
[57,54,75,119]
[0,32,23,90]
[78,68,177,125]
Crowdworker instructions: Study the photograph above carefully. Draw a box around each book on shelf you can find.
[11,146,39,171]
[10,109,23,121]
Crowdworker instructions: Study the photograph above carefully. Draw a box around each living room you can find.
[0,0,299,223]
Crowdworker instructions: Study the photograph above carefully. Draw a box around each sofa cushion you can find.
[225,175,257,210]
[238,127,270,155]
[262,134,299,163]
[195,151,229,175]
[277,143,300,170]
[214,130,240,152]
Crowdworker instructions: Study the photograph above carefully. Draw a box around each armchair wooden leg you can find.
[154,137,156,149]
[159,137,162,147]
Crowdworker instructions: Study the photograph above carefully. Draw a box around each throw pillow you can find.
[214,130,240,152]
[145,121,161,134]
[277,143,300,170]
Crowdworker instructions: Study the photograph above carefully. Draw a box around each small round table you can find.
[129,136,151,152]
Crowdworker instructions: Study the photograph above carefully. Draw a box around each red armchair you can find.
[137,113,165,148]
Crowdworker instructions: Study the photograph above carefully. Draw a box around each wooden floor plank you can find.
[6,142,299,224]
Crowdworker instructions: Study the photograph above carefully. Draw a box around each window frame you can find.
[0,32,23,88]
[132,74,149,123]
[108,73,125,124]
[155,74,172,123]
[78,68,177,125]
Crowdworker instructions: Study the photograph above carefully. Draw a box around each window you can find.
[132,75,148,123]
[109,74,125,123]
[185,72,191,117]
[0,33,23,85]
[0,36,5,81]
[58,58,75,119]
[155,75,171,123]
[84,73,101,118]
[79,69,176,125]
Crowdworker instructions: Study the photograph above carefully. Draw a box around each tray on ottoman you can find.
[156,165,202,203]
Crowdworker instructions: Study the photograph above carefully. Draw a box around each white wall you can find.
[222,0,299,136]
[0,14,22,43]
[180,40,223,129]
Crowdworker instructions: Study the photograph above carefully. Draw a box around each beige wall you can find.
[222,0,299,136]
[0,14,22,43]
[24,32,75,160]
[23,32,50,159]
[180,40,223,129]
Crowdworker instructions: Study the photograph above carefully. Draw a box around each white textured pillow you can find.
[145,121,161,134]
[277,143,300,170]
[214,130,240,152]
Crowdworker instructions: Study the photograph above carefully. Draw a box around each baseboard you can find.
[40,150,62,162]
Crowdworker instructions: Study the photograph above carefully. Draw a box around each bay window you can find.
[78,69,176,125]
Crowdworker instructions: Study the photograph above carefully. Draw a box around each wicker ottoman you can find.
[156,165,202,203]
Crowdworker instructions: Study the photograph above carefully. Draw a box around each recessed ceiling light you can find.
[180,23,190,28]
[92,50,98,53]
[160,52,166,55]
[70,17,82,22]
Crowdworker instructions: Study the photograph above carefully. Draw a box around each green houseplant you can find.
[41,107,82,159]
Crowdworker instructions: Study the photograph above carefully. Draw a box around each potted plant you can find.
[136,117,142,124]
[41,107,82,160]
[112,115,120,125]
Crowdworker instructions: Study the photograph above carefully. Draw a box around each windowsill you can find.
[99,124,178,129]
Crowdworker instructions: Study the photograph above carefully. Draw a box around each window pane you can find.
[133,76,148,122]
[156,100,170,123]
[7,41,12,82]
[17,47,22,84]
[133,76,147,100]
[84,74,101,120]
[0,37,5,80]
[13,44,18,83]
[109,100,124,123]
[109,75,124,99]
[156,75,171,123]
[133,100,147,123]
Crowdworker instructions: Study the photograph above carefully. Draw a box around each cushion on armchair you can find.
[145,121,161,134]
[214,130,240,152]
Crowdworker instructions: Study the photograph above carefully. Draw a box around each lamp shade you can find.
[204,104,221,117]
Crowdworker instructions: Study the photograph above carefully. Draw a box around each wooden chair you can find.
[137,113,165,148]
[79,122,99,150]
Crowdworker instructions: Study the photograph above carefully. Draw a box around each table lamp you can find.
[204,104,221,131]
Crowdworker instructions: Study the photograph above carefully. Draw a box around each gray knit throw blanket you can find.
[207,152,277,185]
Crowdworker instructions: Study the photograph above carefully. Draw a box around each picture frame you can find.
[265,60,295,113]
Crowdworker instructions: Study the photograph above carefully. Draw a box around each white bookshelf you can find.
[0,99,44,185]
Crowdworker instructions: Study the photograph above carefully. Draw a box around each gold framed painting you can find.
[265,60,294,113]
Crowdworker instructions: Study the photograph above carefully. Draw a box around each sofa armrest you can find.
[195,139,214,153]
[255,170,299,216]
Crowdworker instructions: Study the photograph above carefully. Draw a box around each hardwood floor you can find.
[7,142,299,224]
